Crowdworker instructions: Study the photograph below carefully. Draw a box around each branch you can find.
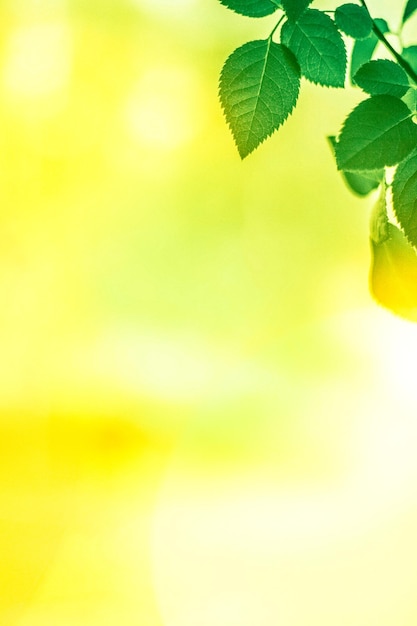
[358,0,417,85]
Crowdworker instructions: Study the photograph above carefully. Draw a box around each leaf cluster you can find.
[217,0,417,320]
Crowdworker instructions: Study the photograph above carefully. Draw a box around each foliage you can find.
[217,0,417,320]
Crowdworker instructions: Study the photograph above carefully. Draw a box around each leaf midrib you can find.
[244,39,273,146]
[292,17,343,77]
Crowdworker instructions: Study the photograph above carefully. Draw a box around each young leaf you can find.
[350,19,389,82]
[335,95,417,171]
[354,60,410,98]
[218,0,279,17]
[219,40,300,159]
[392,149,417,247]
[370,223,417,321]
[402,46,417,74]
[281,9,346,87]
[403,0,417,24]
[335,4,373,40]
[281,0,312,22]
[328,136,383,196]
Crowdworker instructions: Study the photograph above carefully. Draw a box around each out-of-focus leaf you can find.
[350,18,389,82]
[402,87,417,113]
[370,223,417,321]
[328,136,383,196]
[403,0,417,24]
[402,46,417,74]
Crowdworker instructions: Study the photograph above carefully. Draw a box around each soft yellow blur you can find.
[0,1,417,625]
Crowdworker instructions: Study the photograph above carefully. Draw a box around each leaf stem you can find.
[358,0,417,85]
[269,13,285,40]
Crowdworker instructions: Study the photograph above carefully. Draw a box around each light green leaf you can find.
[281,9,346,87]
[219,40,300,159]
[403,0,417,24]
[335,95,417,171]
[350,18,389,82]
[328,136,383,196]
[335,3,373,39]
[370,223,417,321]
[354,59,410,98]
[281,0,312,22]
[403,87,417,113]
[402,46,417,74]
[392,148,417,247]
[369,182,389,244]
[370,183,417,320]
[342,170,383,196]
[218,0,279,17]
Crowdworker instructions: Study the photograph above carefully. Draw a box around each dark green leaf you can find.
[402,46,417,74]
[219,40,300,158]
[328,136,383,196]
[403,0,417,24]
[335,3,373,39]
[370,223,417,321]
[354,59,410,98]
[350,18,389,82]
[281,9,346,87]
[335,95,417,171]
[218,0,278,17]
[281,0,312,22]
[392,148,417,247]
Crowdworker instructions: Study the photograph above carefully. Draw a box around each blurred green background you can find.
[2,0,417,625]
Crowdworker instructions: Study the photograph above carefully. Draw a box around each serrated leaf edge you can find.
[335,96,417,171]
[218,0,278,17]
[392,150,417,249]
[334,4,373,40]
[218,40,300,158]
[282,9,347,88]
[353,59,410,97]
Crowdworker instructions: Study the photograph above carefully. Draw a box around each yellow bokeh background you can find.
[1,0,417,624]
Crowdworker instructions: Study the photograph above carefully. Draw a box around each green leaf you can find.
[403,87,417,113]
[350,18,389,82]
[335,3,373,39]
[335,95,417,171]
[370,223,417,321]
[402,46,417,74]
[218,0,279,17]
[281,0,312,22]
[392,148,417,247]
[328,136,383,196]
[370,183,417,320]
[369,182,389,244]
[219,40,300,159]
[343,170,383,196]
[403,0,417,24]
[281,9,346,87]
[354,60,410,98]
